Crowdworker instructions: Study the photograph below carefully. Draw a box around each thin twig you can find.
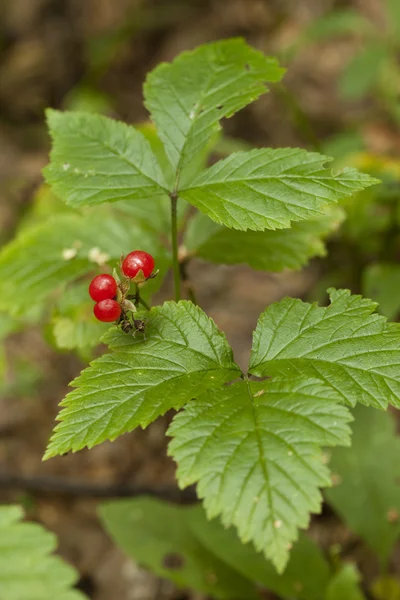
[0,472,198,503]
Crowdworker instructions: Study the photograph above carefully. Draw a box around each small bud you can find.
[122,299,137,313]
[88,247,110,265]
[62,248,77,261]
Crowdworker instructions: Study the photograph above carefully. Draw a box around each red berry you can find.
[122,250,155,279]
[93,299,121,322]
[89,274,117,302]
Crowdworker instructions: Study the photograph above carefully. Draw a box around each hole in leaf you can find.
[162,552,185,570]
[245,63,250,71]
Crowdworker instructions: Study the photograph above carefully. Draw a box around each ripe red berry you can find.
[93,299,121,322]
[122,250,155,279]
[89,274,117,302]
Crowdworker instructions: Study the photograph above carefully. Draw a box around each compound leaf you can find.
[44,301,240,458]
[0,505,85,600]
[180,148,378,231]
[43,110,168,208]
[185,206,344,271]
[325,405,400,565]
[144,38,284,177]
[168,378,352,572]
[99,498,258,599]
[250,288,400,410]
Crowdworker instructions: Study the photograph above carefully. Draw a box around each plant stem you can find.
[170,192,181,302]
[276,83,322,152]
[138,296,151,311]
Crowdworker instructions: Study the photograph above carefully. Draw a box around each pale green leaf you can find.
[180,148,378,231]
[325,406,400,565]
[144,38,284,176]
[43,110,168,208]
[52,316,108,351]
[185,206,344,271]
[189,507,331,600]
[0,210,167,317]
[363,263,400,320]
[250,288,400,410]
[325,564,366,600]
[0,505,86,600]
[168,378,352,572]
[99,498,258,599]
[387,0,400,36]
[44,301,240,458]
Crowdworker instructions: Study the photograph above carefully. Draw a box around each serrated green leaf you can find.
[339,44,388,100]
[189,508,331,600]
[144,38,284,177]
[325,564,366,600]
[250,288,400,410]
[185,206,344,271]
[43,110,168,208]
[99,498,258,599]
[0,505,86,600]
[325,406,400,565]
[180,148,378,231]
[363,263,400,320]
[168,378,352,572]
[0,210,167,317]
[44,301,240,458]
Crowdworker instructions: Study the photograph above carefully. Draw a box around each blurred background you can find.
[0,0,399,599]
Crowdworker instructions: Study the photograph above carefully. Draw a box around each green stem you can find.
[276,83,322,152]
[138,296,151,311]
[170,192,181,302]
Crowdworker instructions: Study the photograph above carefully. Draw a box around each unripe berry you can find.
[93,299,121,322]
[89,274,117,302]
[122,250,155,280]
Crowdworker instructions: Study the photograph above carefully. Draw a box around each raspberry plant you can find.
[0,38,398,588]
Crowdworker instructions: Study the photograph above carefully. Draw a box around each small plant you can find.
[0,38,399,597]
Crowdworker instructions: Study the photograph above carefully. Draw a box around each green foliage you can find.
[250,288,400,410]
[0,209,167,317]
[180,149,377,231]
[325,406,400,565]
[44,301,239,458]
[43,110,168,208]
[144,38,285,178]
[99,497,331,600]
[185,206,344,271]
[325,564,366,600]
[169,378,352,572]
[339,43,389,100]
[100,498,258,599]
[0,505,85,600]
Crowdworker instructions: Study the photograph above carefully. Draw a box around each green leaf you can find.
[144,38,284,177]
[100,497,331,600]
[250,288,400,410]
[0,504,86,600]
[99,498,258,599]
[168,377,352,572]
[363,263,400,320]
[325,564,366,600]
[44,301,240,459]
[52,316,108,351]
[180,148,378,231]
[303,9,373,40]
[325,405,400,565]
[185,206,344,271]
[189,507,331,600]
[0,210,167,317]
[339,44,388,100]
[43,110,168,208]
[387,0,400,36]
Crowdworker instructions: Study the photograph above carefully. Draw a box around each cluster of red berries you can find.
[89,250,155,323]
